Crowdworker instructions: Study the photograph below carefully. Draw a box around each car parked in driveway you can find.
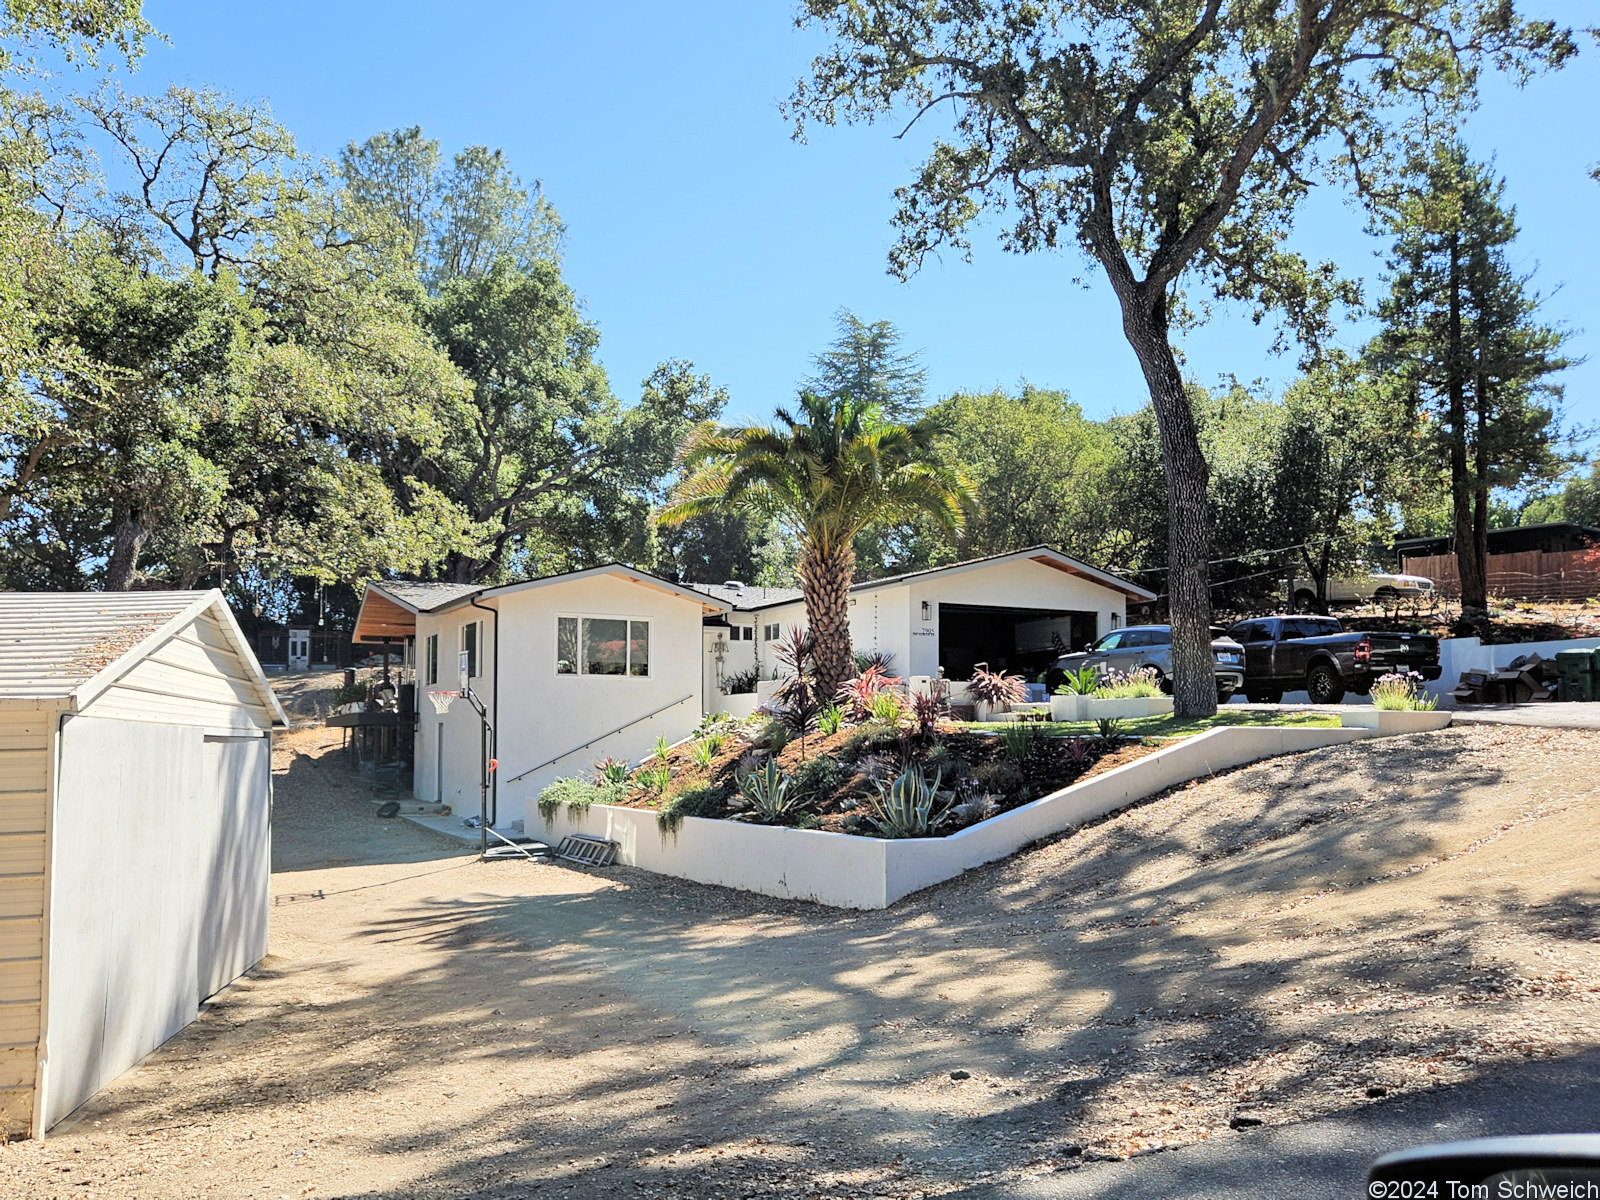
[1226,614,1442,704]
[1046,625,1245,703]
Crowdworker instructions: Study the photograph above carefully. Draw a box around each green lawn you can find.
[958,708,1341,740]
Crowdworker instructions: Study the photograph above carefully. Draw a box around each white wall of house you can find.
[415,574,713,828]
[700,559,1131,693]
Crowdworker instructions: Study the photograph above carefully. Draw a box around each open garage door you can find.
[939,604,1099,681]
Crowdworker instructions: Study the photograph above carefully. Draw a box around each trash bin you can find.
[1556,649,1595,702]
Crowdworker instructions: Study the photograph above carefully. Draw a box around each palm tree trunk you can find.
[799,538,854,699]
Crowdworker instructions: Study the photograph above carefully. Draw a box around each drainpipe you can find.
[469,595,499,827]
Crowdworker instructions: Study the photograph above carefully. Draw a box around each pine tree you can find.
[1374,143,1570,618]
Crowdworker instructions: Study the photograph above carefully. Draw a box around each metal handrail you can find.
[502,693,698,785]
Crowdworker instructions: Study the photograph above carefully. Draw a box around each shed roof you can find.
[0,590,287,724]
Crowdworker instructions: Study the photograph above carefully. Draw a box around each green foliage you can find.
[789,754,846,805]
[864,765,948,839]
[1054,667,1100,697]
[330,681,368,707]
[1371,671,1439,712]
[1096,718,1128,743]
[999,722,1035,762]
[817,704,845,736]
[969,759,1025,800]
[1094,669,1165,700]
[837,724,901,764]
[657,782,726,839]
[652,734,673,762]
[689,735,724,769]
[754,719,791,754]
[635,762,671,795]
[865,690,904,725]
[536,776,622,824]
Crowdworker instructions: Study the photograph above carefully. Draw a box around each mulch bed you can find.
[594,719,1160,836]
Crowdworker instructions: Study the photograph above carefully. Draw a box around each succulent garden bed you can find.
[536,712,1157,840]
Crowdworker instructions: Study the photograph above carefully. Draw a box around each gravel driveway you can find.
[0,722,1596,1199]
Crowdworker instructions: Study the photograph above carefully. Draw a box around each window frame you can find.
[459,620,480,679]
[555,613,653,678]
[424,633,439,686]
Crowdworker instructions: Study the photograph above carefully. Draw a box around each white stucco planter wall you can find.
[536,723,1397,909]
[1050,693,1089,721]
[1083,695,1174,720]
[708,692,760,720]
[1340,709,1453,733]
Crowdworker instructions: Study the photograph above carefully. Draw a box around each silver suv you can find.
[1047,625,1245,702]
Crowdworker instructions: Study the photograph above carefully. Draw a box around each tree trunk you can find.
[1447,234,1488,617]
[1121,297,1216,718]
[105,504,150,591]
[799,538,855,701]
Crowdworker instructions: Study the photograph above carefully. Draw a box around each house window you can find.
[424,634,439,686]
[762,623,780,642]
[556,616,651,677]
[460,621,480,679]
[739,626,753,641]
[1110,613,1121,630]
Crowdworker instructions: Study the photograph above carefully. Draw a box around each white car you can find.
[1291,569,1435,612]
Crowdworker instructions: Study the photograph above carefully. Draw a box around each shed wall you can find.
[41,717,271,1131]
[0,706,51,1135]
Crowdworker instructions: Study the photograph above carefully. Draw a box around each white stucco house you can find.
[692,546,1155,713]
[352,548,1152,832]
[352,566,730,831]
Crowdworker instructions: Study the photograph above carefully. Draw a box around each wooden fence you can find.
[1402,549,1600,602]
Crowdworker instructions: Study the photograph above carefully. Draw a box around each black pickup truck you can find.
[1225,615,1442,704]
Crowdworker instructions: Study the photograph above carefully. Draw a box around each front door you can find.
[287,628,310,670]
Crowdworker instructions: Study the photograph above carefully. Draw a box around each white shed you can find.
[0,589,287,1137]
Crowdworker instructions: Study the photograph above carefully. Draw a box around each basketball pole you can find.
[456,649,495,860]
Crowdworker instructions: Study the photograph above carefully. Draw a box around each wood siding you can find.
[1403,550,1600,602]
[80,611,274,732]
[0,707,50,1136]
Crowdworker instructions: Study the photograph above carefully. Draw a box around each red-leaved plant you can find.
[836,662,903,720]
[965,662,1028,709]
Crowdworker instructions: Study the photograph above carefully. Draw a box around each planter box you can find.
[1083,695,1175,721]
[971,700,1007,723]
[708,691,761,720]
[533,723,1380,910]
[1050,693,1090,722]
[1340,709,1452,734]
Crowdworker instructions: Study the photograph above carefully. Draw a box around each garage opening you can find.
[938,604,1099,681]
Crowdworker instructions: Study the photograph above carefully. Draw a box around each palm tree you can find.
[657,391,975,698]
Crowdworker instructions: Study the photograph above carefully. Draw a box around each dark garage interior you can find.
[938,604,1100,681]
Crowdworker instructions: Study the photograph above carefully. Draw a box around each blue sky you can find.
[133,2,1598,431]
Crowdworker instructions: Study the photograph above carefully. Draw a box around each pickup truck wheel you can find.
[1244,690,1282,705]
[1293,589,1321,614]
[1305,663,1346,705]
[1374,586,1398,603]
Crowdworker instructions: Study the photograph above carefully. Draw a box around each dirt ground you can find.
[1,718,1597,1199]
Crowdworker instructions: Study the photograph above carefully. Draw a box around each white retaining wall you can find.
[1429,635,1600,703]
[537,724,1386,909]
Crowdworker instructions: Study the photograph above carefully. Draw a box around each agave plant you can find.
[592,756,631,786]
[652,734,673,762]
[865,765,948,839]
[1095,717,1127,744]
[690,738,718,768]
[730,758,808,824]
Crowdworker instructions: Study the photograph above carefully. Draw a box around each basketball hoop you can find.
[427,689,461,715]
